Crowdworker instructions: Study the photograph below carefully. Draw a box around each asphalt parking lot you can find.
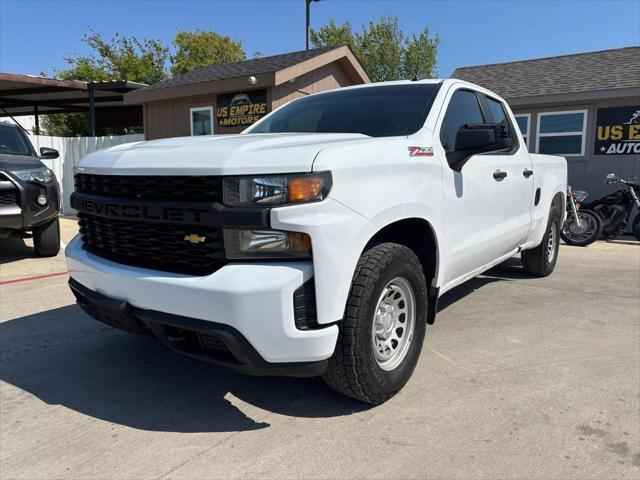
[1,218,638,480]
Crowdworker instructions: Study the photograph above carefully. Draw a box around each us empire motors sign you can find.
[595,106,640,155]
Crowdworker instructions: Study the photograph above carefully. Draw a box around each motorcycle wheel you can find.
[561,209,603,246]
[633,214,640,242]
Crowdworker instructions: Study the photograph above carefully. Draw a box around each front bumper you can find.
[0,172,59,231]
[65,235,339,370]
[69,278,329,377]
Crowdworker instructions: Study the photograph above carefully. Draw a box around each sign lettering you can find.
[216,90,268,128]
[595,106,640,155]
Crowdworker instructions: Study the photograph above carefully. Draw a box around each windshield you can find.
[248,84,441,137]
[0,125,32,156]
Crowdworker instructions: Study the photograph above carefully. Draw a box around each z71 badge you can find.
[408,146,434,157]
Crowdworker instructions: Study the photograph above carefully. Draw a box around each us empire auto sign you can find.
[595,106,640,155]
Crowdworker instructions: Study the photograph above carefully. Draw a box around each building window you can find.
[514,114,530,147]
[190,107,213,136]
[536,110,587,156]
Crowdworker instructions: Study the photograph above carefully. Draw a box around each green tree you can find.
[311,16,440,82]
[42,31,169,136]
[42,28,252,136]
[171,29,246,76]
[309,19,362,56]
[57,30,169,84]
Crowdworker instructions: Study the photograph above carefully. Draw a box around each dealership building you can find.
[453,46,640,198]
[124,45,369,139]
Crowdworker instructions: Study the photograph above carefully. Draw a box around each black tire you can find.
[521,208,560,276]
[33,218,60,257]
[633,214,640,242]
[560,209,603,246]
[323,243,428,404]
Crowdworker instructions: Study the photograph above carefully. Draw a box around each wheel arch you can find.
[362,217,440,324]
[551,189,566,227]
[552,190,565,220]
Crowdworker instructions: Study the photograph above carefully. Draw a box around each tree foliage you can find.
[42,31,170,136]
[311,16,440,82]
[55,30,170,84]
[171,29,246,76]
[41,29,247,136]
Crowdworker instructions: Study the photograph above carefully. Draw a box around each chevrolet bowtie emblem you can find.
[184,234,206,244]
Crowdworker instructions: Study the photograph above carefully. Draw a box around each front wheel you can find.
[561,209,603,246]
[521,209,560,277]
[33,218,60,257]
[323,243,428,404]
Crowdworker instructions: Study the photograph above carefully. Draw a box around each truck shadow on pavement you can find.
[0,258,526,434]
[0,304,370,434]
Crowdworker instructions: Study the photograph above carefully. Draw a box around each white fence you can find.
[29,134,144,214]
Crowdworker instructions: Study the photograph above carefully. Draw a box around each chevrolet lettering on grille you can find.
[70,194,209,224]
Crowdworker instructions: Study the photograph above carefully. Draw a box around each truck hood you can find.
[76,133,369,176]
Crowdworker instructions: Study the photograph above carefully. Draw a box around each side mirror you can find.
[448,123,509,171]
[605,173,617,183]
[456,125,497,151]
[39,147,59,159]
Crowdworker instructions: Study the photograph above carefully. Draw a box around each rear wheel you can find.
[521,209,560,276]
[33,218,60,257]
[323,243,428,404]
[632,214,640,242]
[561,209,603,246]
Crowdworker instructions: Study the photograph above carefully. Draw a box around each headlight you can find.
[12,167,54,184]
[223,172,331,206]
[224,229,311,259]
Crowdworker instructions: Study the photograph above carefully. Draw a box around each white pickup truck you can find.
[66,79,567,404]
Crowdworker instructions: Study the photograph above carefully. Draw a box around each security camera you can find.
[248,76,257,85]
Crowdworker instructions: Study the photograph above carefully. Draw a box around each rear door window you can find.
[482,95,516,151]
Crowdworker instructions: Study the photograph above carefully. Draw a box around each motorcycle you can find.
[560,186,603,246]
[582,173,640,242]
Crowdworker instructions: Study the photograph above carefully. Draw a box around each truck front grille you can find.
[78,212,226,275]
[75,174,223,202]
[73,173,231,275]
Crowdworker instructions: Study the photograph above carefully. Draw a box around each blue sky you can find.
[0,0,638,78]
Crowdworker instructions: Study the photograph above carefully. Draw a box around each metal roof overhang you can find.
[0,73,146,134]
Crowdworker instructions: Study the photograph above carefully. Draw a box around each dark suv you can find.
[0,122,61,256]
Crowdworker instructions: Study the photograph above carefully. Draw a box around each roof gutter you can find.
[506,86,640,107]
[123,72,277,105]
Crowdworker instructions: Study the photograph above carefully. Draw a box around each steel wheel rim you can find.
[371,277,416,371]
[547,222,557,260]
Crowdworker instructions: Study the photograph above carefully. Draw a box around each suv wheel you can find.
[323,243,428,404]
[33,218,60,257]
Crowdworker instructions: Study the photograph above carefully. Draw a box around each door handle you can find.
[493,170,507,181]
[523,169,534,178]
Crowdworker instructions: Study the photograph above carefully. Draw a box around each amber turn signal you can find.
[289,232,312,253]
[288,176,325,203]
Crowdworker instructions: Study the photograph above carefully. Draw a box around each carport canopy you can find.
[0,73,146,135]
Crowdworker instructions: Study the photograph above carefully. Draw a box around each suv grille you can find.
[0,190,18,206]
[74,173,223,202]
[78,213,225,275]
[0,174,19,206]
[74,174,228,275]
